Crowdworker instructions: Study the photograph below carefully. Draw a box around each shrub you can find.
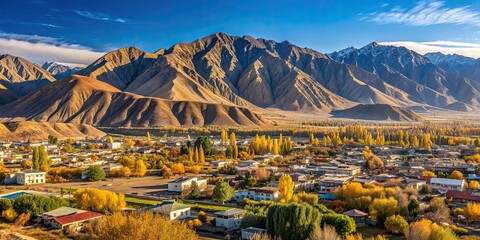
[320,214,356,237]
[0,199,12,212]
[451,225,468,235]
[198,211,208,222]
[15,213,30,226]
[2,209,18,222]
[192,219,202,228]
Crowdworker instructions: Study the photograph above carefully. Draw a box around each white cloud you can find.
[363,1,480,26]
[75,10,127,23]
[0,33,105,66]
[379,41,480,58]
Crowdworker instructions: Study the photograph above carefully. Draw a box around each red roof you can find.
[446,190,480,202]
[53,211,102,225]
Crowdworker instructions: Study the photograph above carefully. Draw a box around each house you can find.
[446,190,480,203]
[343,209,368,227]
[167,177,207,192]
[107,142,122,149]
[237,160,259,168]
[144,200,191,220]
[15,170,46,185]
[51,211,102,229]
[234,187,279,202]
[318,177,352,193]
[428,178,466,192]
[210,160,228,169]
[242,227,267,240]
[214,208,247,230]
[37,207,86,226]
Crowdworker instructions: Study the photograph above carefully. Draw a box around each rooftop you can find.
[53,211,102,225]
[214,208,247,216]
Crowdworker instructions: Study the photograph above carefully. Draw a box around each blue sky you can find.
[2,0,480,66]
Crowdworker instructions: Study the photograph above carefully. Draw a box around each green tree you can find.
[266,203,321,240]
[86,165,106,181]
[407,199,420,219]
[189,181,201,199]
[384,215,409,235]
[320,213,356,237]
[212,181,234,204]
[369,197,399,227]
[13,195,66,215]
[194,136,213,156]
[0,199,12,212]
[21,160,32,170]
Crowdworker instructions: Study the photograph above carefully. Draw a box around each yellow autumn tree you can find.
[464,202,480,223]
[82,211,196,240]
[171,163,185,175]
[73,188,126,213]
[422,170,436,177]
[449,170,464,180]
[134,159,147,177]
[278,174,294,203]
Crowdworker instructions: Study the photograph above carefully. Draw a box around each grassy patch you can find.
[19,228,66,240]
[357,227,405,240]
[0,223,11,229]
[125,197,158,208]
[182,202,231,212]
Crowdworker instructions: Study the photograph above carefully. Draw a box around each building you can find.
[144,200,191,220]
[428,178,466,192]
[318,177,352,193]
[446,190,480,203]
[51,211,102,229]
[37,207,86,225]
[214,208,247,230]
[315,165,361,176]
[167,177,207,192]
[234,187,279,202]
[107,142,122,149]
[16,170,46,185]
[343,209,368,227]
[210,160,228,169]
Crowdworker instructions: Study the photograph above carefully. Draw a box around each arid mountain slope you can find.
[330,43,480,109]
[83,33,427,112]
[0,54,55,97]
[331,104,423,121]
[76,47,158,90]
[0,83,18,105]
[0,75,267,127]
[0,121,105,141]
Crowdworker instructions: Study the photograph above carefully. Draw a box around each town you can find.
[0,124,478,240]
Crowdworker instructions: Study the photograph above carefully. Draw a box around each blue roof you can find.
[319,193,336,200]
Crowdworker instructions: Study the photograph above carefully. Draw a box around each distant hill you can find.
[331,104,423,121]
[0,54,55,97]
[41,62,82,80]
[0,121,105,141]
[0,75,267,127]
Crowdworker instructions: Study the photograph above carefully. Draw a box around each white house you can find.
[107,142,122,149]
[214,208,247,230]
[210,160,228,169]
[429,178,466,192]
[234,187,279,202]
[167,177,207,192]
[16,170,46,185]
[144,200,191,220]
